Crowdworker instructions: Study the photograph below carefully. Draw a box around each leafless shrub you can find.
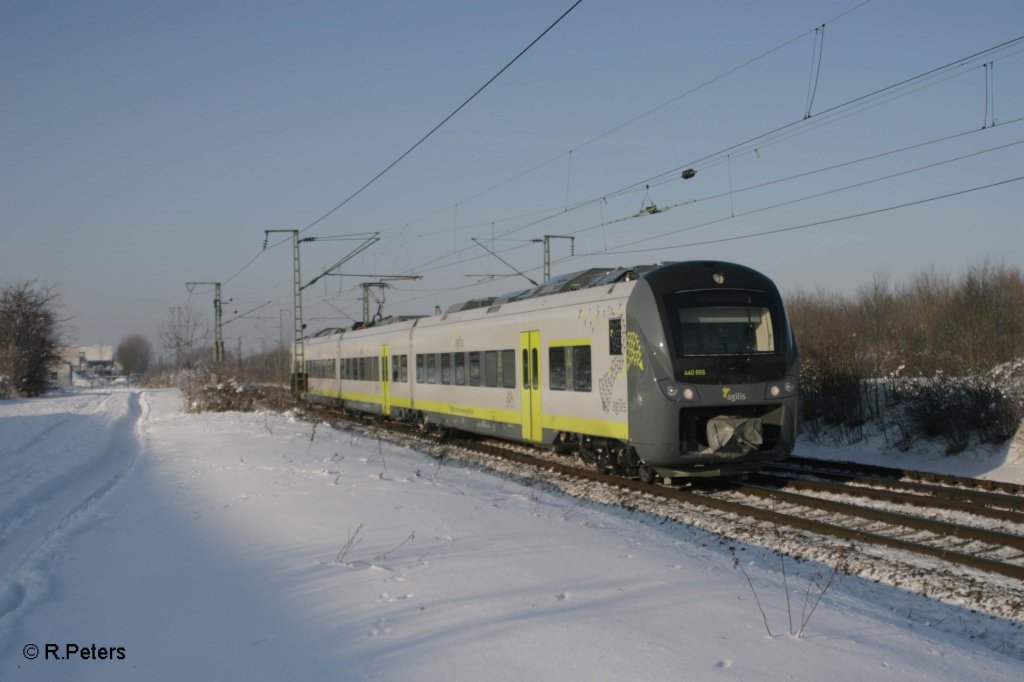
[788,261,1024,448]
[158,304,210,371]
[374,531,415,561]
[115,334,153,381]
[730,546,773,637]
[729,544,853,639]
[0,281,64,397]
[185,380,297,414]
[335,523,364,564]
[899,373,1022,453]
[796,545,851,638]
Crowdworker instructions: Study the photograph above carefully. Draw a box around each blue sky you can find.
[2,0,1022,354]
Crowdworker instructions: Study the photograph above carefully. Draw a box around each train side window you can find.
[573,345,592,391]
[501,349,516,388]
[441,354,452,385]
[454,353,466,385]
[426,354,437,384]
[416,354,424,383]
[609,319,623,355]
[391,355,399,382]
[549,347,566,390]
[372,357,380,382]
[531,348,538,390]
[484,351,498,387]
[399,355,408,382]
[468,352,481,386]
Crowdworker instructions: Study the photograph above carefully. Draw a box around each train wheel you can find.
[596,451,619,476]
[637,464,657,484]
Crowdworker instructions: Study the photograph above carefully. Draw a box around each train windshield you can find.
[665,289,779,358]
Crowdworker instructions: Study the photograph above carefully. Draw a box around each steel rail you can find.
[763,463,1024,513]
[451,437,1024,581]
[783,456,1024,496]
[728,482,1024,552]
[750,472,1024,524]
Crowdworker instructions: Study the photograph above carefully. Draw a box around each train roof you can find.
[305,261,772,338]
[444,265,661,314]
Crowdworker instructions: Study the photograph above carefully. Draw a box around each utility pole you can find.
[168,306,182,368]
[530,235,575,283]
[185,282,224,363]
[265,229,305,393]
[278,309,289,382]
[263,230,381,393]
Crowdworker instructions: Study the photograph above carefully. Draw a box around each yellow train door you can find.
[519,331,542,442]
[380,345,391,416]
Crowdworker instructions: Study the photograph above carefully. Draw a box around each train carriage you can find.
[300,261,798,479]
[303,328,343,402]
[408,274,631,445]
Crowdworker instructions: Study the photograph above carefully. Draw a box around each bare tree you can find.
[0,281,64,397]
[115,334,153,380]
[157,305,210,370]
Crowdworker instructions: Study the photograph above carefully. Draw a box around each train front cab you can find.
[626,262,798,478]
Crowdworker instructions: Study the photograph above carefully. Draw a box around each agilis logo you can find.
[722,387,747,402]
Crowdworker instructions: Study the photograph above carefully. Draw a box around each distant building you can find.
[53,345,121,388]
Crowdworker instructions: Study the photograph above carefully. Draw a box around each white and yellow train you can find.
[300,261,798,479]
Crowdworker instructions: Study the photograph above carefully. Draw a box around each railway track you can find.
[461,438,1024,582]
[320,407,1024,583]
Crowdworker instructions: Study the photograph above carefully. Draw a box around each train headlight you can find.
[765,381,796,399]
[660,381,698,401]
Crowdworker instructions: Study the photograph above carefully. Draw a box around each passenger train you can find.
[299,261,798,479]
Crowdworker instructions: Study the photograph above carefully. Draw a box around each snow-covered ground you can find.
[799,423,1024,485]
[2,388,1022,681]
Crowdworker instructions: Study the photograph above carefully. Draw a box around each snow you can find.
[799,420,1024,485]
[2,389,1023,680]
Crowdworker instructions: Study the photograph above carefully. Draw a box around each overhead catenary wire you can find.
[379,36,1024,285]
[240,103,1024,323]
[219,0,583,287]
[222,18,1023,330]
[403,130,1024,280]
[572,136,1024,255]
[804,25,826,118]
[298,0,584,237]
[221,0,886,292]
[578,175,1024,256]
[313,169,1024,312]
[376,0,878,236]
[377,174,1024,302]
